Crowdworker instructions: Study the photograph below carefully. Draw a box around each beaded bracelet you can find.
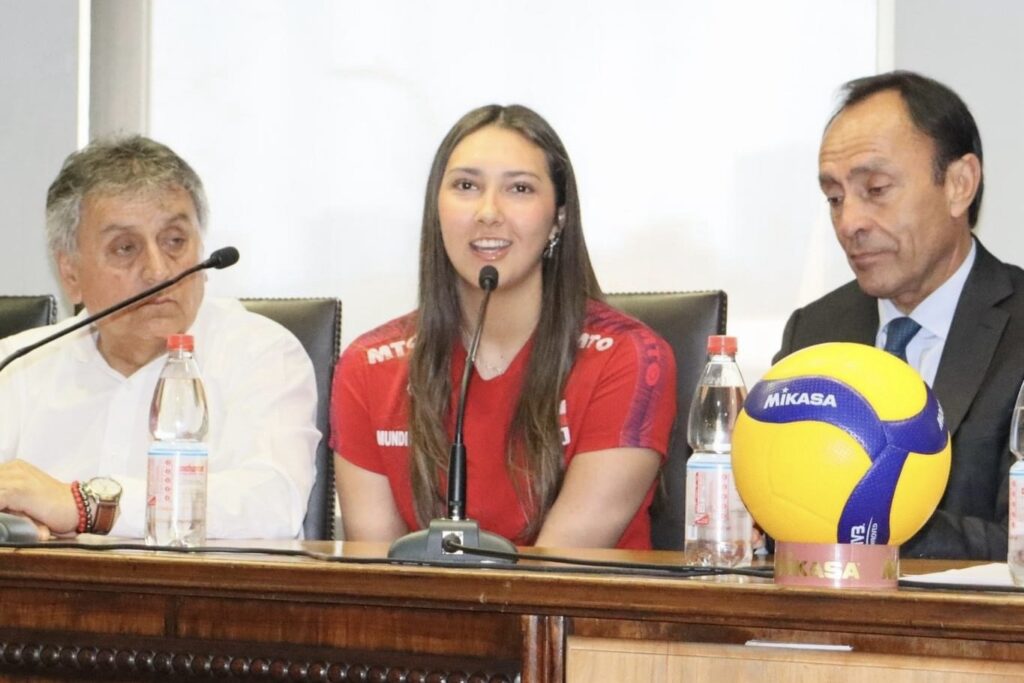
[79,482,95,533]
[70,480,88,534]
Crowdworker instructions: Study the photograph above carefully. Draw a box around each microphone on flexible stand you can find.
[388,265,517,565]
[0,246,239,376]
[0,247,240,543]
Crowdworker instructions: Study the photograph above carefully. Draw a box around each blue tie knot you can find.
[884,316,921,362]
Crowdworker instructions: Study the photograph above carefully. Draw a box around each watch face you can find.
[87,477,122,500]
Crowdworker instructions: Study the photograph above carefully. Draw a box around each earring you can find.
[543,232,561,260]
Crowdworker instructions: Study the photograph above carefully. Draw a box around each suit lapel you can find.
[835,285,878,346]
[933,243,1012,435]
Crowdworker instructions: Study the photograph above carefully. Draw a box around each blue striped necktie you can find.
[883,316,921,362]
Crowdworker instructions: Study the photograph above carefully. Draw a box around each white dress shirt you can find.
[876,239,977,387]
[0,297,319,539]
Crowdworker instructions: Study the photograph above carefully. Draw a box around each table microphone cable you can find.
[433,537,775,579]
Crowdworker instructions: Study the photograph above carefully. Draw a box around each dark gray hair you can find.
[45,135,208,258]
[832,70,984,227]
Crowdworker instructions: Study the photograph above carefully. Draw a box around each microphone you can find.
[447,265,498,521]
[388,265,517,565]
[204,246,240,270]
[0,246,240,376]
[0,246,240,544]
[0,513,40,543]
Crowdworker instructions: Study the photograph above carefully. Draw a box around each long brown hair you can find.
[408,104,602,540]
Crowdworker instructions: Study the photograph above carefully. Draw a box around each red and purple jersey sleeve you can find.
[566,302,677,461]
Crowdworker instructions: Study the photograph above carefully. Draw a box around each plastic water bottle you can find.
[683,335,753,567]
[145,334,209,547]
[1008,379,1024,585]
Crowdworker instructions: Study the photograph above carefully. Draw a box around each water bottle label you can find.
[685,456,743,531]
[1010,465,1024,537]
[1010,464,1024,586]
[146,442,208,523]
[683,452,753,567]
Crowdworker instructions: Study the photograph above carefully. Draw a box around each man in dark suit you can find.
[776,71,1024,560]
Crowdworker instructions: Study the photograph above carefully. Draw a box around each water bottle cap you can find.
[167,334,194,351]
[707,335,737,356]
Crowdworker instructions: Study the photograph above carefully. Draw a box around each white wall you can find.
[143,0,876,384]
[5,2,1022,384]
[893,0,1024,266]
[90,0,149,138]
[0,0,86,311]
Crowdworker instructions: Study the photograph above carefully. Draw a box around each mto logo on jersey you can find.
[367,336,416,365]
[376,430,409,447]
[578,332,614,352]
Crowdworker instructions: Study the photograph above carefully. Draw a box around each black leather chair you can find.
[242,298,342,540]
[0,295,58,339]
[606,290,727,550]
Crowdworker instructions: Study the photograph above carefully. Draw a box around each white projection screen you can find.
[148,0,878,382]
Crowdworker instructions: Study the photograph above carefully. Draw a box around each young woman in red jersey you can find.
[331,105,676,548]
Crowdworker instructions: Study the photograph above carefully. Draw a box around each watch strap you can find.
[90,498,117,535]
[81,480,120,535]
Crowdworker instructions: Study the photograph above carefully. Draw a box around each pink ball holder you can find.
[774,540,899,589]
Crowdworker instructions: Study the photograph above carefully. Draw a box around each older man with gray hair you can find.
[0,136,319,539]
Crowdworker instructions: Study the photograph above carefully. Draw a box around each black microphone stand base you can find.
[387,518,517,565]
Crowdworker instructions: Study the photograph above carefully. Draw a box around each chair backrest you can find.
[0,295,58,339]
[241,297,342,540]
[605,290,727,550]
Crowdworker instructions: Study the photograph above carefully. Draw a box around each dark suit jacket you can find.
[776,241,1024,560]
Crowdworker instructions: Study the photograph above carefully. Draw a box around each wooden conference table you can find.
[0,540,1022,682]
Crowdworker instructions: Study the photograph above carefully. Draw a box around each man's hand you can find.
[752,523,766,551]
[0,460,78,534]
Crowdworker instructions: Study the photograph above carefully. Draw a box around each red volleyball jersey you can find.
[330,299,676,548]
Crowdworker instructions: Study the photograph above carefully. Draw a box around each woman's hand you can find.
[334,454,409,542]
[534,447,661,548]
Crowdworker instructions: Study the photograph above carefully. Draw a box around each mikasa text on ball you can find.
[732,342,951,545]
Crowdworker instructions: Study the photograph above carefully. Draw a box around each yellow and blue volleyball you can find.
[732,342,951,545]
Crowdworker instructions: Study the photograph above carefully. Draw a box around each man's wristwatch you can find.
[82,477,122,535]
